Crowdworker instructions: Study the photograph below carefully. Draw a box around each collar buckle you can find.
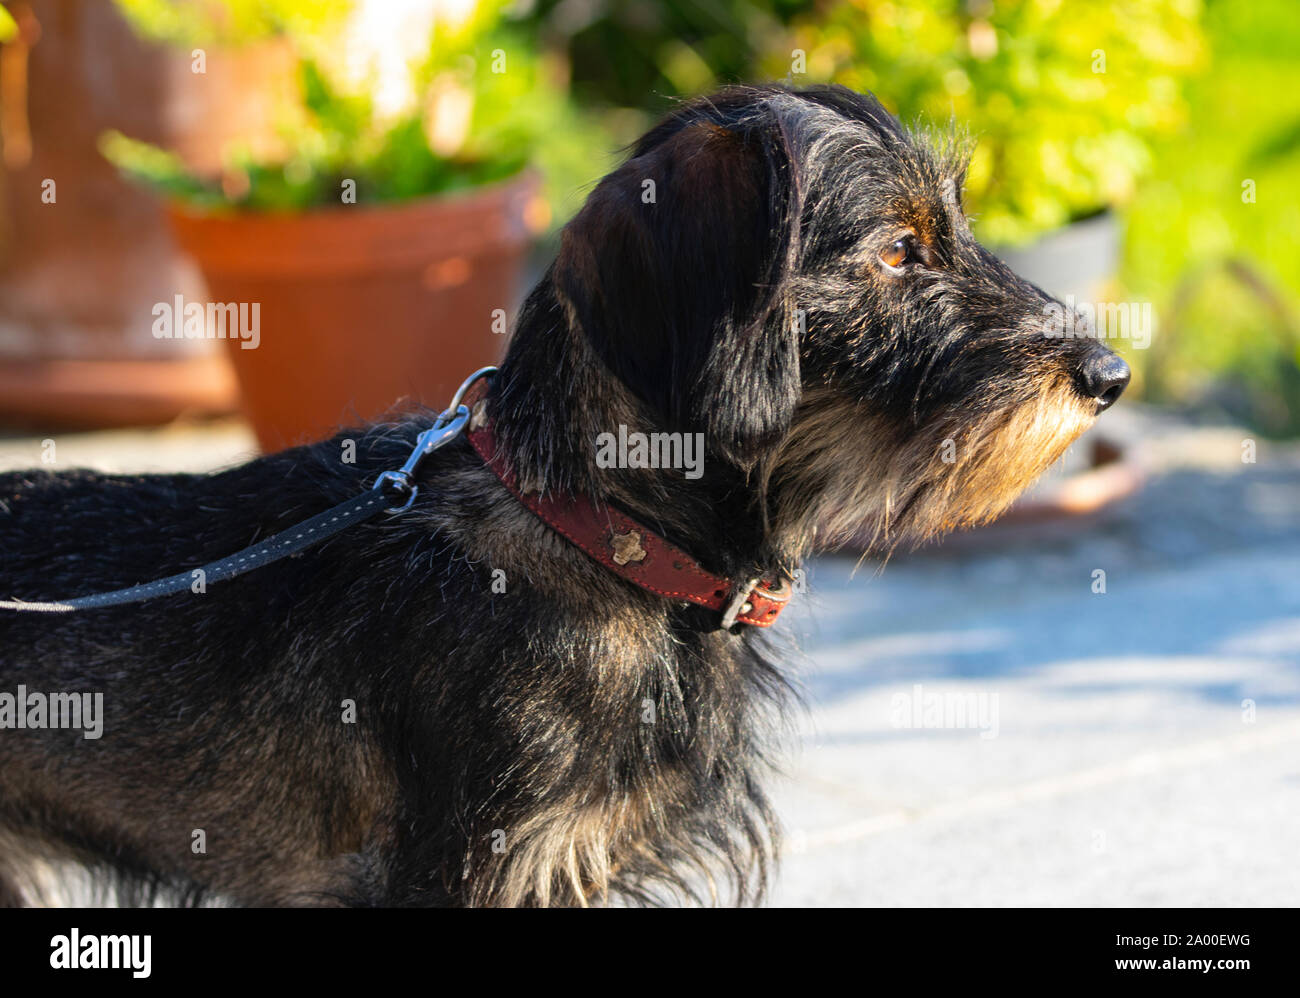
[721,574,793,630]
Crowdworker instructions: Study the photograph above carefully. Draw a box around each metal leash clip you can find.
[373,365,497,514]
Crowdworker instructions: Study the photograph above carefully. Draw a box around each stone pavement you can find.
[770,407,1300,906]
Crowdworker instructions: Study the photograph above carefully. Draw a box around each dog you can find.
[0,84,1128,907]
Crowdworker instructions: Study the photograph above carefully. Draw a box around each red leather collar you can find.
[461,383,791,629]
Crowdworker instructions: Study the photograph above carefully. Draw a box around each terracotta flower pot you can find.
[167,171,543,452]
[0,0,297,429]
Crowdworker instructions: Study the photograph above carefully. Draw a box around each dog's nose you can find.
[1077,350,1130,411]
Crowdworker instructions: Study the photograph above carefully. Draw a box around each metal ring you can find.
[437,366,498,423]
[373,470,418,514]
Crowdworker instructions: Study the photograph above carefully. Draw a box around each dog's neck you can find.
[489,274,801,582]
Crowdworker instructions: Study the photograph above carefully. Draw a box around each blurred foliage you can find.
[112,0,352,46]
[520,0,810,109]
[1122,0,1300,435]
[770,0,1205,246]
[103,0,608,217]
[521,0,1204,246]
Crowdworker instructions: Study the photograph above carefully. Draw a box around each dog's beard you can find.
[770,375,1097,554]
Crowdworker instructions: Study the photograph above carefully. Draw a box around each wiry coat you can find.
[0,85,1119,906]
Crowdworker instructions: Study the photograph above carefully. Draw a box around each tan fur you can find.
[470,801,630,907]
[770,376,1097,556]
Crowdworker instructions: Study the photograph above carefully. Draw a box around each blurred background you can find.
[2,0,1298,906]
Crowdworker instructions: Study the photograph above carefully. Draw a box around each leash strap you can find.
[0,366,498,614]
[0,489,389,613]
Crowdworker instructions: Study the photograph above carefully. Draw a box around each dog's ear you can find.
[555,110,802,469]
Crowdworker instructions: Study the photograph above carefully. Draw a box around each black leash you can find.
[0,490,388,613]
[0,367,496,614]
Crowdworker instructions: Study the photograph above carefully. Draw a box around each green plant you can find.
[765,0,1205,246]
[1122,0,1300,435]
[102,0,607,218]
[111,0,349,46]
[519,0,814,111]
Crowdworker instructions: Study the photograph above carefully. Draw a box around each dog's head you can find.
[509,84,1128,556]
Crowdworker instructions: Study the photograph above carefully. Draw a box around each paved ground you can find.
[770,408,1300,906]
[3,405,1297,907]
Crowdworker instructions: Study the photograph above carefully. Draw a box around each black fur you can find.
[0,85,1125,906]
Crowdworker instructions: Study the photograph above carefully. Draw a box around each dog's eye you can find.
[880,236,921,270]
